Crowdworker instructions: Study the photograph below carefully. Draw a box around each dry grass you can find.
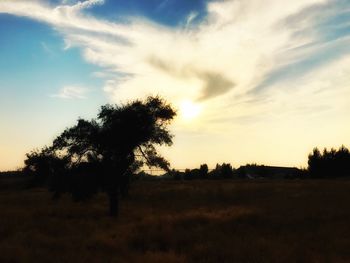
[1,179,350,262]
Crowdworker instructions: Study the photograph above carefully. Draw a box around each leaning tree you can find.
[40,96,176,216]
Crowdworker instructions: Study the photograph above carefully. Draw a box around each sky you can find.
[0,0,350,171]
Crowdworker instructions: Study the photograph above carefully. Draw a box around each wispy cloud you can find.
[51,85,89,99]
[40,41,55,56]
[156,0,171,11]
[2,0,350,166]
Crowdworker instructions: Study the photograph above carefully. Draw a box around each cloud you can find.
[156,0,172,11]
[50,85,89,99]
[147,56,234,101]
[1,0,350,127]
[197,72,234,101]
[185,11,198,27]
[41,41,55,56]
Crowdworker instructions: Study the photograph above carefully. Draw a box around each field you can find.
[1,178,350,263]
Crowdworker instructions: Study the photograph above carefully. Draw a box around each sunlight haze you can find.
[180,100,202,121]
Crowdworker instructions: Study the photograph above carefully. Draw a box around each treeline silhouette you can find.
[163,163,301,180]
[0,145,350,184]
[137,146,350,180]
[0,170,23,177]
[2,145,350,182]
[169,163,235,180]
[308,145,350,178]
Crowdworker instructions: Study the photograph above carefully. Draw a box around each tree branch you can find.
[137,146,152,166]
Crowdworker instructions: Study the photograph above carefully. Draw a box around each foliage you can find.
[308,145,350,178]
[23,147,68,187]
[24,96,176,216]
[199,163,209,179]
[209,163,235,179]
[171,163,235,180]
[170,169,183,180]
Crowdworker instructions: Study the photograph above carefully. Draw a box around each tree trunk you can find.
[120,175,130,199]
[108,189,119,217]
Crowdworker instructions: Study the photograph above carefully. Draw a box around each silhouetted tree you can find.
[209,163,234,179]
[36,96,176,216]
[170,169,183,180]
[335,145,350,176]
[24,147,68,187]
[199,164,209,179]
[184,169,192,180]
[220,163,234,178]
[308,145,350,178]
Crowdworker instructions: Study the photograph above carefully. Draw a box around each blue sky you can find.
[0,0,350,170]
[83,0,208,25]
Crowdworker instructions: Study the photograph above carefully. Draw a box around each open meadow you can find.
[1,178,350,263]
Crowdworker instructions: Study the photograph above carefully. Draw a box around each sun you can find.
[180,100,201,120]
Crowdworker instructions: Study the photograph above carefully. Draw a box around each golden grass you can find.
[1,179,350,262]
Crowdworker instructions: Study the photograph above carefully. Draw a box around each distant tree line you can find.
[308,145,350,178]
[164,145,350,180]
[169,163,236,180]
[0,170,23,177]
[4,145,349,183]
[0,140,350,200]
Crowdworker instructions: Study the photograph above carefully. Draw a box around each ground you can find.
[1,178,350,263]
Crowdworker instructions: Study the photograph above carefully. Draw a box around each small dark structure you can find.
[237,165,301,179]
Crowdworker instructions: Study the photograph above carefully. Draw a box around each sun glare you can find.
[180,100,201,120]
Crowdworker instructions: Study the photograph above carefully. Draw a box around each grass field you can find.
[1,178,350,263]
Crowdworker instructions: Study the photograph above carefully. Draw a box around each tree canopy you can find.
[24,96,176,216]
[308,145,350,178]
